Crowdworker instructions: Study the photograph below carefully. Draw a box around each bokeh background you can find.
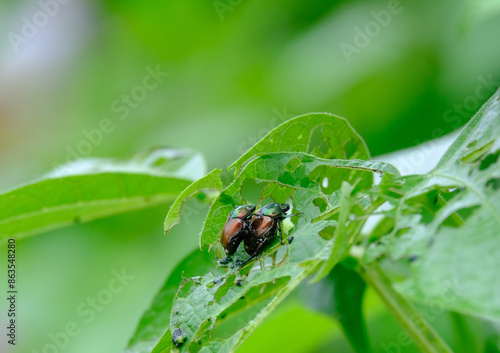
[0,0,499,352]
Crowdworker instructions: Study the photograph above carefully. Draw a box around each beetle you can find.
[241,203,299,266]
[220,205,256,256]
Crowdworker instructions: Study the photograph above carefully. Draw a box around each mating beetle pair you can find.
[220,203,299,266]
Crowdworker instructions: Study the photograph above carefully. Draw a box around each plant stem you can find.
[356,262,453,353]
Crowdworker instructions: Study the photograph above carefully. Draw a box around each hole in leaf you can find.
[212,277,291,339]
[466,140,478,149]
[259,183,295,205]
[457,205,480,222]
[322,177,329,188]
[319,226,335,240]
[344,138,359,159]
[395,228,410,237]
[461,140,494,163]
[486,178,500,190]
[308,166,344,192]
[313,198,327,213]
[259,197,276,209]
[214,274,236,303]
[241,179,266,205]
[285,157,302,172]
[307,126,330,157]
[177,279,199,298]
[440,188,462,202]
[188,342,202,353]
[441,206,481,228]
[480,151,500,170]
[188,318,214,353]
[369,216,395,239]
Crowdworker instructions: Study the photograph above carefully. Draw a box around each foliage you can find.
[2,90,500,352]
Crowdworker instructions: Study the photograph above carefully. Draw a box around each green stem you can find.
[356,262,453,353]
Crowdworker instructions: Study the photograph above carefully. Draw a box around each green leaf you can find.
[164,169,223,235]
[328,263,371,353]
[366,87,500,320]
[0,148,201,241]
[128,113,397,353]
[300,262,371,353]
[123,249,215,353]
[229,113,370,175]
[159,154,395,352]
[165,259,316,353]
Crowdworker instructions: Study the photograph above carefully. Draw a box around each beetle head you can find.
[232,205,256,219]
[260,203,290,218]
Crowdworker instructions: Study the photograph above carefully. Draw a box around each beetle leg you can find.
[240,253,258,267]
[278,221,286,245]
[240,241,266,267]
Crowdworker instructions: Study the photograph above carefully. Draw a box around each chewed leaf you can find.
[366,87,500,320]
[166,261,314,353]
[164,169,223,234]
[124,250,215,353]
[46,147,206,181]
[437,86,500,168]
[201,152,398,249]
[0,147,204,241]
[230,113,370,175]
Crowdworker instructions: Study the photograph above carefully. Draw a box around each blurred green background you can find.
[0,0,499,352]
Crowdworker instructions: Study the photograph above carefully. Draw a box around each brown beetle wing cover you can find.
[220,218,244,254]
[251,216,274,238]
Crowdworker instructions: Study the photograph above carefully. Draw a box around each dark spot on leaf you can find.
[479,151,499,170]
[236,280,243,287]
[172,327,187,347]
[486,178,500,190]
[213,278,221,285]
[219,256,232,266]
[409,255,419,262]
[232,260,243,268]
